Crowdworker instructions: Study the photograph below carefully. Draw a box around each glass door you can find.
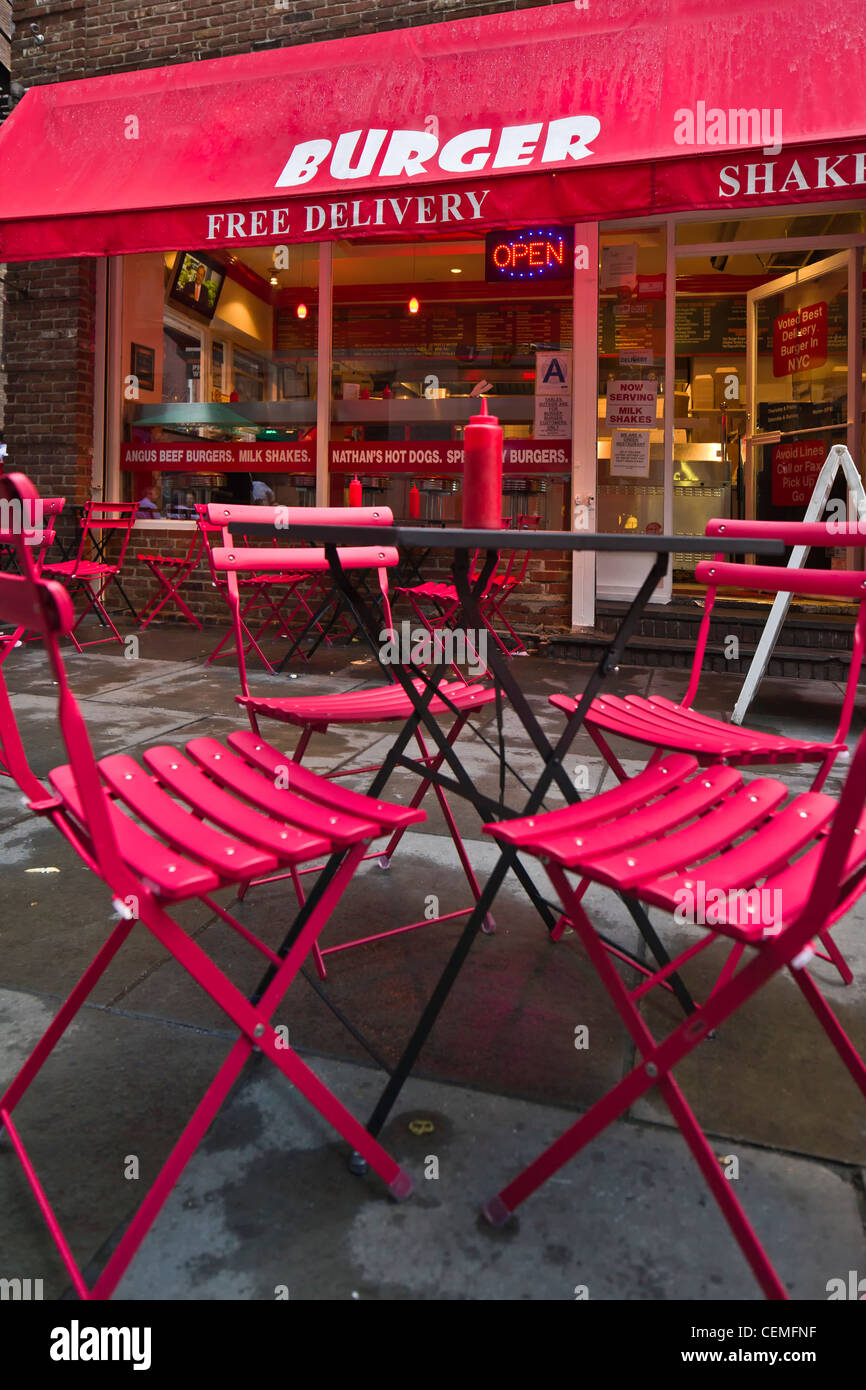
[745,251,856,553]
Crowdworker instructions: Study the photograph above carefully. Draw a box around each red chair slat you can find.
[205,503,393,529]
[48,764,221,899]
[636,791,838,910]
[212,544,399,574]
[577,778,790,889]
[488,753,700,850]
[644,695,831,754]
[238,678,495,729]
[695,560,866,601]
[185,737,379,845]
[143,747,332,862]
[706,517,866,548]
[227,730,427,833]
[98,754,278,880]
[528,764,744,866]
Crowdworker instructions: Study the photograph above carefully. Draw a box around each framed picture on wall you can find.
[130,343,155,392]
[278,362,309,399]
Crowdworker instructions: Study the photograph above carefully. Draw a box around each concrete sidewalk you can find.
[0,626,864,1299]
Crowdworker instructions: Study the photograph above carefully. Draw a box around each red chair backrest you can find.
[706,517,866,548]
[205,504,398,696]
[205,503,394,531]
[71,501,137,572]
[680,518,866,742]
[0,474,128,883]
[0,494,65,569]
[695,560,866,601]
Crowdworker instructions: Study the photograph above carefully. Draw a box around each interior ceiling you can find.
[676,209,862,274]
[225,210,862,290]
[237,238,485,288]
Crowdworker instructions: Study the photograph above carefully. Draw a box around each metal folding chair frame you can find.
[0,473,418,1300]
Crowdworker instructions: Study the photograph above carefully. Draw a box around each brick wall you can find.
[12,1,557,86]
[4,257,96,502]
[5,0,571,630]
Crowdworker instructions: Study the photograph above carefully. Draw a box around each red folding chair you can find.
[0,471,418,1300]
[42,500,136,650]
[481,513,542,655]
[136,524,209,631]
[395,514,539,668]
[196,504,332,671]
[480,737,866,1299]
[207,502,499,976]
[0,496,65,664]
[551,521,866,986]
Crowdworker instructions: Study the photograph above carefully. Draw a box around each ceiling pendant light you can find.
[408,249,420,314]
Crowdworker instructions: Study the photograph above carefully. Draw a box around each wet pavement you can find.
[0,619,864,1300]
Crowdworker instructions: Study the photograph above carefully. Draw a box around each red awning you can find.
[0,0,864,261]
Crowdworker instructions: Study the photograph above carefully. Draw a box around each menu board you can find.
[598,300,664,356]
[757,399,846,432]
[277,302,570,360]
[275,286,860,363]
[674,297,754,354]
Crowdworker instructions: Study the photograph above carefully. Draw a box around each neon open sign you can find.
[485,227,574,282]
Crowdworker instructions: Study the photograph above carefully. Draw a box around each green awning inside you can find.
[133,403,252,427]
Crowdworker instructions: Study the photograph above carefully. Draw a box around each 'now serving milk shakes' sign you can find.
[606,379,658,427]
[606,378,657,480]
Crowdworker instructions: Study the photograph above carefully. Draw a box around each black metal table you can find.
[239,523,785,1151]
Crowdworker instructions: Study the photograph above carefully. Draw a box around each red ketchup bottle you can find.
[409,482,420,519]
[349,475,362,506]
[462,396,502,529]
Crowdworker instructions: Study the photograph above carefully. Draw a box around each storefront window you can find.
[676,209,866,246]
[117,236,574,526]
[674,212,864,584]
[119,248,318,517]
[596,224,667,543]
[324,236,571,523]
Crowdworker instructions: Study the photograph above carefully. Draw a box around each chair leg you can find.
[138,563,204,632]
[816,928,854,985]
[375,720,495,932]
[0,918,135,1120]
[586,723,631,784]
[484,872,789,1298]
[654,1068,788,1299]
[790,963,866,1098]
[5,851,413,1301]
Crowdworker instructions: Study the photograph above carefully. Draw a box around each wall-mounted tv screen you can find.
[167,251,226,321]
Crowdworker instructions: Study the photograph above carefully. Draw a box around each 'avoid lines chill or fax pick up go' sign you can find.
[606,379,658,428]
